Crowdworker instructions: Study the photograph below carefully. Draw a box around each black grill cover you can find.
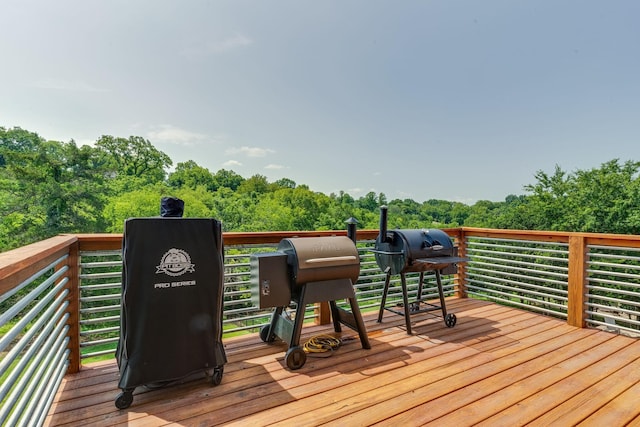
[116,217,227,390]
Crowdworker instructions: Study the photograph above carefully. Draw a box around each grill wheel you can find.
[445,313,457,327]
[285,346,307,370]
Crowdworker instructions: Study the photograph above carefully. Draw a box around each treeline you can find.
[2,126,640,252]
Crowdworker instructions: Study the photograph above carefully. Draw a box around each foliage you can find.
[167,160,216,191]
[102,184,216,232]
[212,169,245,191]
[94,135,172,183]
[0,127,110,249]
[3,125,640,251]
[516,159,640,233]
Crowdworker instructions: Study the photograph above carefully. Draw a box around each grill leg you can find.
[262,306,284,343]
[435,270,457,327]
[329,298,371,350]
[435,270,448,318]
[347,297,371,349]
[400,273,412,335]
[289,286,309,350]
[417,271,425,300]
[377,267,392,323]
[329,301,343,333]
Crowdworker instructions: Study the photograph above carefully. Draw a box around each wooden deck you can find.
[46,298,640,426]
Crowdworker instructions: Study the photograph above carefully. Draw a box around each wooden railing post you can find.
[315,302,332,325]
[455,229,468,298]
[65,241,81,373]
[567,235,587,328]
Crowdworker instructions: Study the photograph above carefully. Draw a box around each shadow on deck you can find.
[46,298,640,426]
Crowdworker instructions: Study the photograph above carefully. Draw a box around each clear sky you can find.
[1,1,639,204]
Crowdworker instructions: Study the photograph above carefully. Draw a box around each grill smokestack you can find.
[378,205,389,244]
[345,217,358,244]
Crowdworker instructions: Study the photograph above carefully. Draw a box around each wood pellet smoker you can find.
[250,234,370,370]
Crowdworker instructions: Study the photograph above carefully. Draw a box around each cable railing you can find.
[464,236,570,319]
[586,244,640,336]
[0,237,76,427]
[76,239,457,360]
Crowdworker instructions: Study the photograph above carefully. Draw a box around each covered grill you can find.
[115,216,226,409]
[373,206,469,334]
[251,235,370,370]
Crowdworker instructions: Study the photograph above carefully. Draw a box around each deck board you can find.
[45,298,640,426]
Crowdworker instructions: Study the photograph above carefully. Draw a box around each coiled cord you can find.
[303,334,341,355]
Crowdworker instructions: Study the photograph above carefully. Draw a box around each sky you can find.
[1,1,639,204]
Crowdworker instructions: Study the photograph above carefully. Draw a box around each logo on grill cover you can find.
[156,248,195,277]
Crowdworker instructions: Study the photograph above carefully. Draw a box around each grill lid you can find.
[375,228,457,275]
[374,205,469,275]
[277,236,360,285]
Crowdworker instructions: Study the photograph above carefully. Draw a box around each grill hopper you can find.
[251,236,370,370]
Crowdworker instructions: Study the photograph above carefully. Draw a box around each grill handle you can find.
[369,249,404,256]
[301,255,358,268]
[428,245,444,251]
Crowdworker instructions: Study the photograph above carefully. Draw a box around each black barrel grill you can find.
[251,235,370,370]
[373,206,469,334]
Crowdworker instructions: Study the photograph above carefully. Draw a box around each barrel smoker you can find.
[373,206,469,334]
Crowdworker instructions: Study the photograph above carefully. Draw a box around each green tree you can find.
[273,178,296,189]
[168,160,216,191]
[95,135,172,183]
[486,195,537,230]
[522,165,572,231]
[357,191,385,212]
[103,184,217,233]
[566,159,640,233]
[449,202,471,226]
[327,191,375,230]
[463,200,504,227]
[0,128,109,249]
[237,174,270,197]
[212,169,245,191]
[491,160,640,234]
[212,188,256,231]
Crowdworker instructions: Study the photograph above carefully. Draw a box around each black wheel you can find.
[285,346,307,370]
[445,313,457,328]
[210,366,224,386]
[115,390,133,409]
[259,325,273,343]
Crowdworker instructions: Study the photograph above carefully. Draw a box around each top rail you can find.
[0,235,78,295]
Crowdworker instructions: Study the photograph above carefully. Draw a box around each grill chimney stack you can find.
[378,205,389,244]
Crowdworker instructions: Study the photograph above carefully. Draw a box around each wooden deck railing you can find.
[461,228,640,333]
[2,227,640,426]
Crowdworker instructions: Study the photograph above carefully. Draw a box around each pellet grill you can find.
[251,234,370,370]
[373,206,469,334]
